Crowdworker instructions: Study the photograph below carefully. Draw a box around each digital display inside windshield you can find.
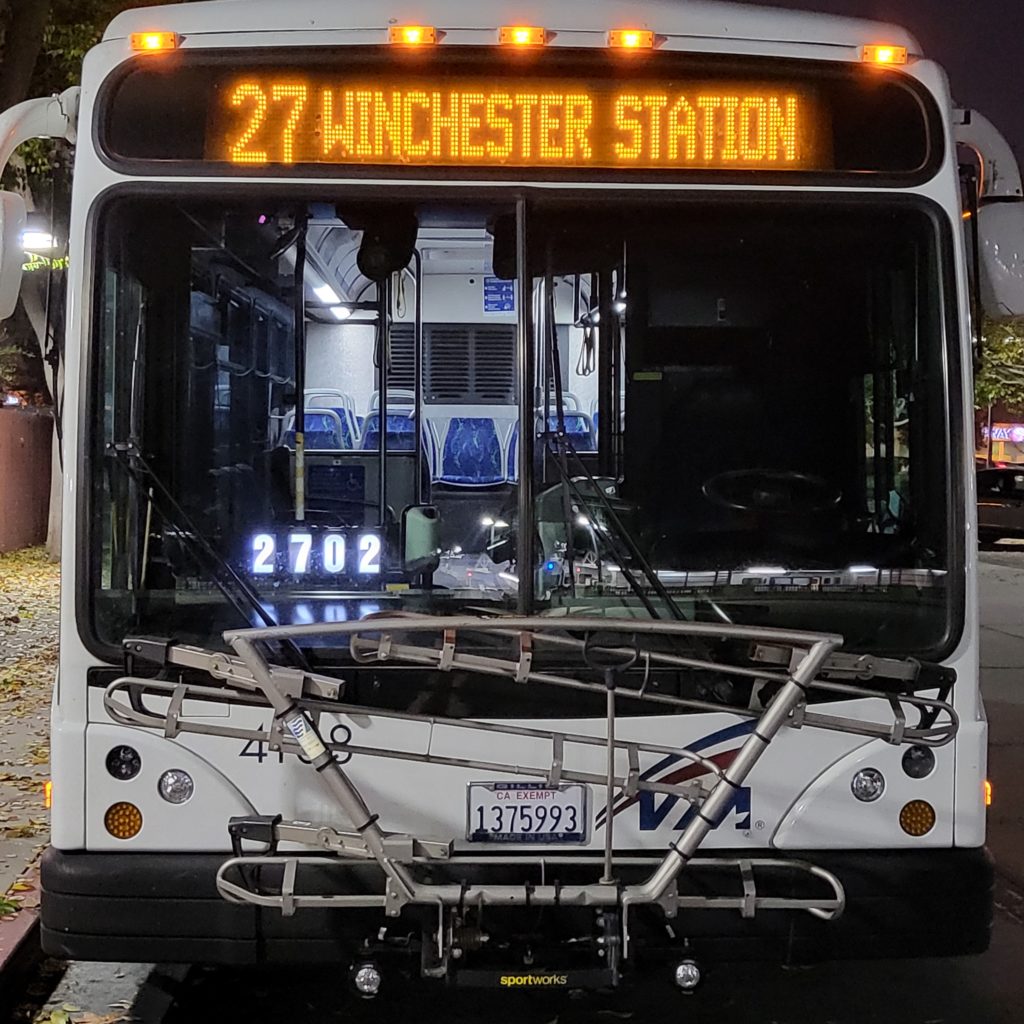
[249,529,382,579]
[206,76,831,171]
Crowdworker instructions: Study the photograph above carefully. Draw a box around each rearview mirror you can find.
[0,190,26,320]
[978,202,1024,317]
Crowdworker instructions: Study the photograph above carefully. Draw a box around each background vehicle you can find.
[978,467,1024,543]
[0,0,1018,993]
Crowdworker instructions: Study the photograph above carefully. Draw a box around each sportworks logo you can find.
[596,721,757,832]
[500,974,568,987]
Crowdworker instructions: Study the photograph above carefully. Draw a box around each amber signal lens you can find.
[899,799,936,837]
[104,801,143,839]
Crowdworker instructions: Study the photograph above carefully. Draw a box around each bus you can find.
[0,0,1015,993]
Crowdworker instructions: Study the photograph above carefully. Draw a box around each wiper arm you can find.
[541,435,687,621]
[107,440,309,669]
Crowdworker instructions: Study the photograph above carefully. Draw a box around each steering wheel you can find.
[702,470,842,516]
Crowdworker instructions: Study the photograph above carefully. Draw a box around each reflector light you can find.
[388,25,437,45]
[899,799,936,837]
[130,31,179,52]
[862,44,908,65]
[499,25,546,46]
[43,779,52,809]
[985,779,993,806]
[104,801,143,839]
[609,29,655,49]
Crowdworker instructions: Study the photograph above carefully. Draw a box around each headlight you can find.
[851,767,885,802]
[157,769,195,804]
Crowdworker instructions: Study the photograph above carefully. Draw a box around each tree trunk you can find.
[21,271,61,560]
[0,0,52,112]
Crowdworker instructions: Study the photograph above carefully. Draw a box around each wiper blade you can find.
[541,434,688,621]
[107,440,309,669]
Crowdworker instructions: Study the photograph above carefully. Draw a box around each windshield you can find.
[87,195,957,659]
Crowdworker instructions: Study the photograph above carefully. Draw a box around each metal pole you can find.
[600,672,616,884]
[987,404,995,467]
[293,215,308,522]
[413,251,424,505]
[378,276,390,524]
[516,198,535,614]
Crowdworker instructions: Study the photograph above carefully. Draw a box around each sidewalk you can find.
[979,557,1024,890]
[0,547,58,912]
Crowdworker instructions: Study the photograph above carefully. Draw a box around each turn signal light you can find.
[129,31,179,52]
[104,801,143,839]
[899,799,936,837]
[985,779,993,806]
[388,25,437,45]
[609,29,655,49]
[862,43,908,65]
[43,779,52,809]
[499,25,546,47]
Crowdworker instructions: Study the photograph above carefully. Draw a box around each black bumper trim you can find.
[40,846,994,966]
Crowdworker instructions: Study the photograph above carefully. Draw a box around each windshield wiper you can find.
[107,440,310,670]
[540,435,692,621]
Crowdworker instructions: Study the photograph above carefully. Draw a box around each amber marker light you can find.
[129,31,179,52]
[609,29,655,49]
[43,779,52,809]
[388,25,437,45]
[985,779,993,807]
[899,799,936,837]
[499,25,546,46]
[104,801,143,839]
[863,43,908,65]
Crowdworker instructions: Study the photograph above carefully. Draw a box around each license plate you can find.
[466,782,588,843]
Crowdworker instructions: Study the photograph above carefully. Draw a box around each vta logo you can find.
[638,785,752,832]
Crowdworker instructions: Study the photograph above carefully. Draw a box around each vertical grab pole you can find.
[516,198,535,614]
[413,250,424,505]
[293,213,308,522]
[600,670,617,885]
[378,276,390,524]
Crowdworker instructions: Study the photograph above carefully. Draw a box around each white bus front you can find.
[38,0,990,988]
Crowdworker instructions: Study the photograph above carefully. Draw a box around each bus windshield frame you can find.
[80,183,964,667]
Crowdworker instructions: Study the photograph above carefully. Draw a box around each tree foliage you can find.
[975,318,1024,410]
[0,1,177,396]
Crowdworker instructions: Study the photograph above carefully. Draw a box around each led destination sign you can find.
[208,75,831,171]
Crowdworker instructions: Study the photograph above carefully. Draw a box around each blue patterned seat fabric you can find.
[436,417,505,486]
[540,413,597,452]
[361,412,417,451]
[506,421,520,482]
[283,411,343,450]
[314,407,356,449]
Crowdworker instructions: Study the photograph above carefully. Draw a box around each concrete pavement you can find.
[979,551,1024,889]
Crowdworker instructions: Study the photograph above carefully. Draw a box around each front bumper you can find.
[40,846,994,967]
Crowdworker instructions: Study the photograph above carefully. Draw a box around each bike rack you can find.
[103,614,958,967]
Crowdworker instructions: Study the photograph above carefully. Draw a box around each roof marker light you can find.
[499,25,546,47]
[388,25,438,46]
[130,31,179,52]
[609,29,655,50]
[863,44,908,65]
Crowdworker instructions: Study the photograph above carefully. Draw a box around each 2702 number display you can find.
[248,530,382,578]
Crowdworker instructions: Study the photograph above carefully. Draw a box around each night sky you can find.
[734,0,1024,161]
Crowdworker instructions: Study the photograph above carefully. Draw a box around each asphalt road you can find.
[31,550,1024,1023]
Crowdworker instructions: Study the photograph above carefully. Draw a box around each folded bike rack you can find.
[104,615,958,966]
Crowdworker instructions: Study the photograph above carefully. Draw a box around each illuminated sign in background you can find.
[208,75,832,171]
